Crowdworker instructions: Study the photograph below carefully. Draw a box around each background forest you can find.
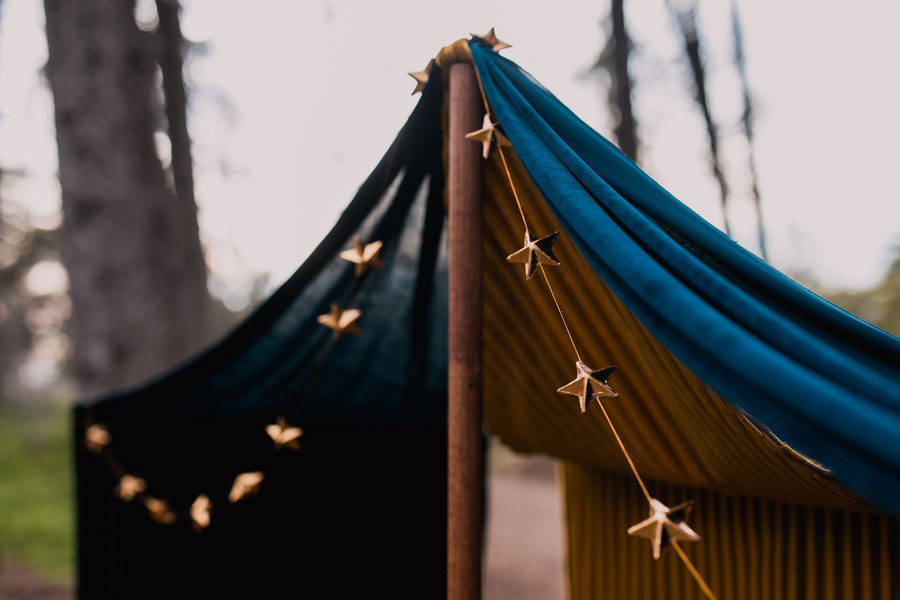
[0,0,897,595]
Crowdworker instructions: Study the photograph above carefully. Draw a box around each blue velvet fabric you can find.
[471,43,900,515]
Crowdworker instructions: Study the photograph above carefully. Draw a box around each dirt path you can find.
[484,453,566,600]
[0,561,73,600]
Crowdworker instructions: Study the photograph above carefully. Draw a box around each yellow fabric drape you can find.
[564,464,900,600]
[480,146,869,510]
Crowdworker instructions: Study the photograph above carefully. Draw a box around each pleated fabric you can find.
[564,463,900,600]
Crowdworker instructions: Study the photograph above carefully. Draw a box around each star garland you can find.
[83,234,384,533]
[470,28,512,53]
[506,230,560,280]
[464,114,511,160]
[463,33,716,598]
[81,35,716,597]
[556,362,617,414]
[317,302,362,339]
[408,59,434,95]
[627,498,700,560]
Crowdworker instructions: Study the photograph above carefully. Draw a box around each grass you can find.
[0,402,75,583]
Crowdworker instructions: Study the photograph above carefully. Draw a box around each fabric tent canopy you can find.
[75,37,900,598]
[467,41,900,515]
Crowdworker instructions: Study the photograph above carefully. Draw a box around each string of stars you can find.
[82,31,714,594]
[82,235,384,531]
[418,29,716,599]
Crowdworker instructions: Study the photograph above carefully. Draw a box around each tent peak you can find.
[435,38,473,68]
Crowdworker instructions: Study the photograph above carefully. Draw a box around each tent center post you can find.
[447,59,484,600]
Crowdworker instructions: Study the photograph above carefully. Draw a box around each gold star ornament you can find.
[506,230,561,279]
[339,235,383,275]
[408,59,433,95]
[115,475,147,501]
[229,471,264,503]
[317,302,361,339]
[471,28,511,52]
[266,417,303,451]
[557,361,617,413]
[465,113,511,159]
[191,495,212,532]
[628,498,700,559]
[85,423,111,453]
[144,496,176,525]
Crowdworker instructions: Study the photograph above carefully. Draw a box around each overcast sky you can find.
[1,0,898,306]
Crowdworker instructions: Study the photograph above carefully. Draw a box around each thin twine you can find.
[497,146,529,231]
[539,265,581,364]
[596,398,650,502]
[672,541,718,599]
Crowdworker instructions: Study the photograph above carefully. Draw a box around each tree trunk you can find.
[609,0,639,161]
[156,1,195,207]
[44,0,212,399]
[592,0,640,162]
[732,1,768,261]
[671,2,732,236]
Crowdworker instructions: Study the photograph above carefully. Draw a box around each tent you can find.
[75,35,900,599]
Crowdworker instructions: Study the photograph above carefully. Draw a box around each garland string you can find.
[474,68,716,598]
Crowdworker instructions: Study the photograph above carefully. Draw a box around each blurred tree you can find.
[156,0,197,217]
[592,0,640,162]
[0,204,66,398]
[0,0,37,398]
[731,0,767,261]
[44,0,213,398]
[669,0,731,236]
[0,209,35,396]
[826,249,900,338]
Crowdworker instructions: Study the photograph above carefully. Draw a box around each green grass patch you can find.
[0,403,75,583]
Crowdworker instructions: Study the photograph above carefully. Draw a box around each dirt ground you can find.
[0,451,563,600]
[484,451,566,600]
[0,561,74,600]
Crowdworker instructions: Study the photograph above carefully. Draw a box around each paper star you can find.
[228,471,264,503]
[266,417,303,451]
[339,235,384,275]
[627,498,700,559]
[557,361,617,413]
[85,423,111,453]
[114,475,147,501]
[191,495,212,532]
[144,496,176,525]
[506,230,561,279]
[317,302,361,339]
[408,59,433,95]
[471,28,512,52]
[465,113,511,159]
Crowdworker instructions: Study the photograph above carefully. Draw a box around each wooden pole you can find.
[447,60,484,600]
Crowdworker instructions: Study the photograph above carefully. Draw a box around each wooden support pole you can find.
[447,60,484,600]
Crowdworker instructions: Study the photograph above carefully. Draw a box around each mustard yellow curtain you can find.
[564,465,900,600]
[476,146,900,597]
